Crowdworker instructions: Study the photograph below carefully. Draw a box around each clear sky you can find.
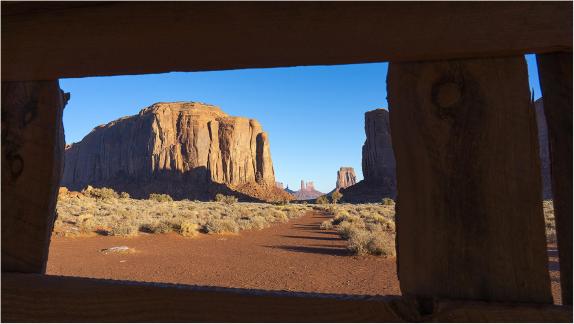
[61,55,541,193]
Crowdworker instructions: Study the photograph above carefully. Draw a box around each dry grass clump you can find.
[55,187,311,238]
[215,194,238,205]
[148,193,173,202]
[82,186,119,200]
[321,203,396,256]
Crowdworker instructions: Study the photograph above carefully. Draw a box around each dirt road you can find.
[47,211,401,296]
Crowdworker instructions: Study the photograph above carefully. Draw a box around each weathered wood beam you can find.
[2,273,571,322]
[537,52,573,305]
[1,273,407,322]
[2,2,572,81]
[1,81,67,273]
[388,56,552,303]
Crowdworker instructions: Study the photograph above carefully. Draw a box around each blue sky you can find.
[61,55,541,193]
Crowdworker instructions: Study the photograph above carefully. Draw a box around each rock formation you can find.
[275,181,284,190]
[534,98,552,200]
[341,108,396,202]
[292,180,324,200]
[335,167,357,190]
[62,102,291,202]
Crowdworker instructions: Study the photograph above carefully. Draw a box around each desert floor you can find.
[47,211,400,296]
[47,210,562,303]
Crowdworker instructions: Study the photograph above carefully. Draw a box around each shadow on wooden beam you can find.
[1,273,571,322]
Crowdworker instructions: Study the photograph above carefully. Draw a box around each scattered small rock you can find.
[99,246,134,254]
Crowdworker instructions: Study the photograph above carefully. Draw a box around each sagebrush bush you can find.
[316,196,329,205]
[109,223,138,236]
[56,187,311,238]
[215,194,238,205]
[140,221,173,234]
[178,221,200,237]
[204,219,240,234]
[381,198,394,206]
[318,202,397,257]
[119,192,130,199]
[82,186,119,200]
[149,193,173,202]
[320,220,334,230]
[331,191,343,204]
[77,214,95,232]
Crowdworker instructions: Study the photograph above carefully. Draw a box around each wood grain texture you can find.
[537,52,573,305]
[1,81,66,273]
[2,1,572,81]
[1,273,407,322]
[388,56,552,303]
[2,273,571,322]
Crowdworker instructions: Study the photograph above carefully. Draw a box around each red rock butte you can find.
[62,102,291,202]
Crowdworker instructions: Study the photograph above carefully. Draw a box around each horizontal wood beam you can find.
[2,2,572,81]
[2,273,571,322]
[1,273,406,322]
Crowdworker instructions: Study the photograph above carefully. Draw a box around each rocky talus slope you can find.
[62,102,291,202]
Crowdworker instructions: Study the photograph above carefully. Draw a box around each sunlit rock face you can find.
[62,102,283,201]
[336,167,357,190]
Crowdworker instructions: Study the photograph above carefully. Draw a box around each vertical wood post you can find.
[388,56,552,303]
[537,52,573,305]
[1,81,67,273]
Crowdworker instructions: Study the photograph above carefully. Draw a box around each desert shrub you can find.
[337,221,358,239]
[178,221,200,237]
[149,193,173,202]
[140,221,173,234]
[331,191,343,204]
[119,192,130,199]
[316,195,329,205]
[381,197,394,206]
[204,219,240,234]
[76,214,95,232]
[320,220,334,230]
[347,228,396,256]
[109,223,138,236]
[82,186,119,200]
[215,194,238,205]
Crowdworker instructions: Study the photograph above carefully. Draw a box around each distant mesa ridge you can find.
[291,179,324,200]
[62,101,292,202]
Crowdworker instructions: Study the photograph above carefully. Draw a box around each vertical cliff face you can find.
[62,102,283,200]
[534,98,552,199]
[341,108,396,202]
[336,167,357,190]
[362,109,396,190]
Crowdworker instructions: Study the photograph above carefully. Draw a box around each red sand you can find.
[46,211,562,303]
[47,212,401,296]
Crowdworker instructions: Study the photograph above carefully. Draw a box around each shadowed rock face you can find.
[534,98,552,200]
[362,109,396,191]
[62,102,285,201]
[335,167,356,190]
[341,108,396,202]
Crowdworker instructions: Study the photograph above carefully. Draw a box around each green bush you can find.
[149,193,173,202]
[215,193,238,205]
